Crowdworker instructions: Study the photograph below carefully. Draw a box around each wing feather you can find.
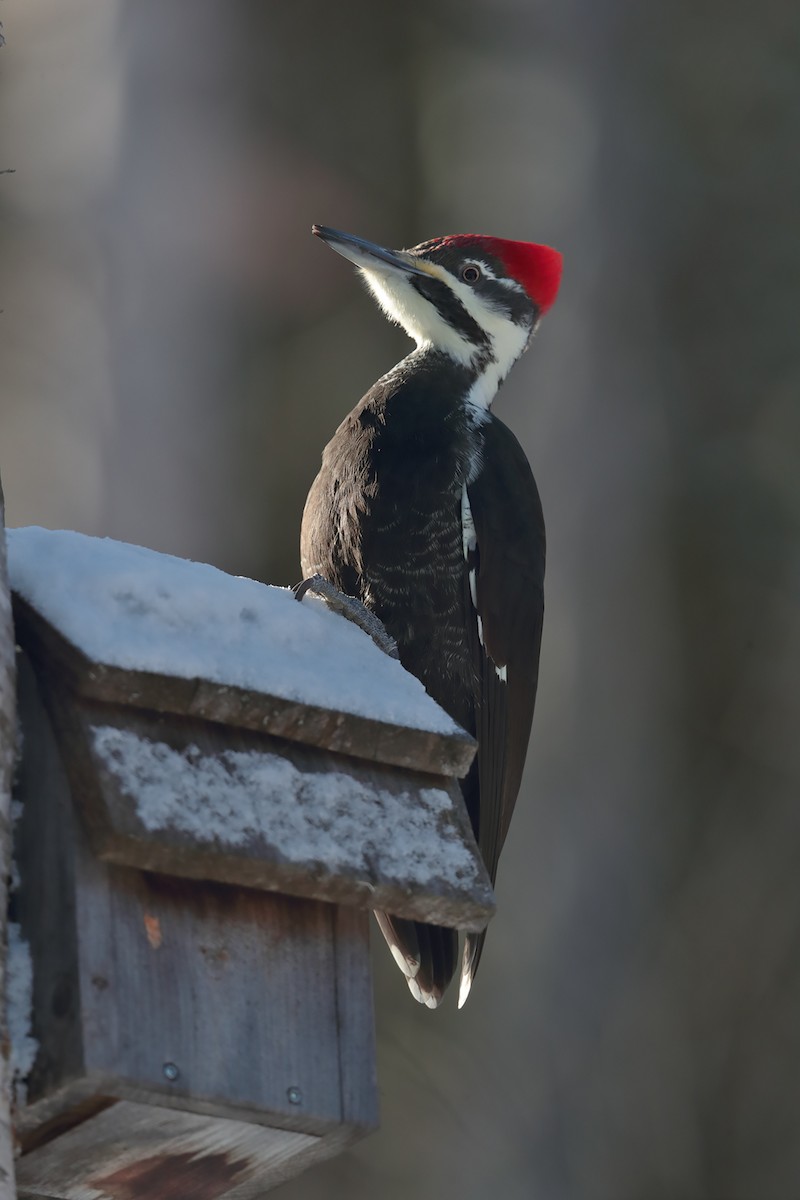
[460,416,545,1003]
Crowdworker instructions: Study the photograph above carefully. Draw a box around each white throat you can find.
[359,265,532,415]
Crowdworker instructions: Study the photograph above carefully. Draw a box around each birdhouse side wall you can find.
[13,655,85,1109]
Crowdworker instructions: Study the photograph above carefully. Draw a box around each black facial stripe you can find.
[478,279,534,326]
[409,244,538,330]
[412,245,508,281]
[412,275,493,355]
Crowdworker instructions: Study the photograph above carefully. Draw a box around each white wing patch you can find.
[461,484,482,646]
[461,482,477,560]
[461,481,507,681]
[462,484,481,632]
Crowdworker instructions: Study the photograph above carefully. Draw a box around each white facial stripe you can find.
[435,265,532,414]
[465,355,515,417]
[468,260,526,293]
[497,276,526,293]
[463,312,531,417]
[445,270,531,378]
[359,268,476,364]
[358,258,532,410]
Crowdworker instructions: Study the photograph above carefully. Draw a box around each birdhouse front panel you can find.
[75,853,360,1131]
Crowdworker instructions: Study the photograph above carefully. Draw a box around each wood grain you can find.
[13,656,85,1109]
[332,906,378,1136]
[75,861,347,1131]
[16,1101,322,1199]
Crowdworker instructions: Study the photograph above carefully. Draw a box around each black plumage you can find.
[301,224,560,1006]
[301,351,545,1006]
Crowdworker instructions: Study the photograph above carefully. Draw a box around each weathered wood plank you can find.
[332,906,379,1136]
[61,700,494,932]
[75,851,345,1133]
[12,593,475,779]
[13,656,85,1110]
[16,1100,320,1199]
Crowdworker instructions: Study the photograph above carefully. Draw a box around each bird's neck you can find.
[384,346,505,424]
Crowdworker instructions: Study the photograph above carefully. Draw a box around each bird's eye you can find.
[462,265,481,284]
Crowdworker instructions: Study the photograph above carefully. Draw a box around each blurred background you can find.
[2,2,800,1197]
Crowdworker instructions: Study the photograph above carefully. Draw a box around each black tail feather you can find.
[375,911,458,1008]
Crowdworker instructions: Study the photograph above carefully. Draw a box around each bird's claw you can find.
[293,574,399,660]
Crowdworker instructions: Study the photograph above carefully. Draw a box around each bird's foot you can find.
[293,574,399,660]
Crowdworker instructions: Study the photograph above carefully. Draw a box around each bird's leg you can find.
[293,574,399,660]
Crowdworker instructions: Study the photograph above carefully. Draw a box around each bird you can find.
[301,224,562,1008]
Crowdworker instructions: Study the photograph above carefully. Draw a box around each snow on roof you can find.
[7,528,460,736]
[92,724,482,890]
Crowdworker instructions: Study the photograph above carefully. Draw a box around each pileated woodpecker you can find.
[301,225,562,1007]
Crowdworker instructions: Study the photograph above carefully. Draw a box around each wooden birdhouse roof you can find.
[8,528,494,931]
[7,527,474,775]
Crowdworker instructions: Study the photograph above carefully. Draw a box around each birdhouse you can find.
[6,528,493,1198]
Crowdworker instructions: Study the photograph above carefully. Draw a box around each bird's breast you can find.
[303,374,484,729]
[356,430,480,728]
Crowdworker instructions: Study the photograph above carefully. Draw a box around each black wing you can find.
[300,393,465,1008]
[459,415,545,1005]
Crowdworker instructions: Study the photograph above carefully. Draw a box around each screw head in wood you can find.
[287,1086,303,1105]
[162,1061,180,1082]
